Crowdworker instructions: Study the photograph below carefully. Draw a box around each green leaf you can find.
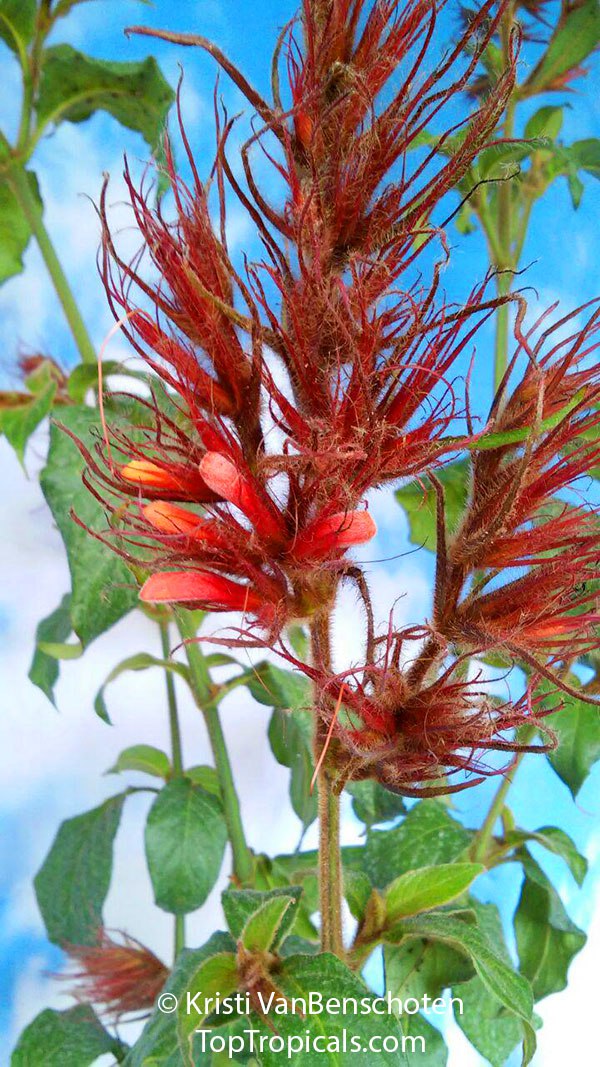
[477,138,550,179]
[567,138,600,178]
[34,794,125,946]
[244,954,410,1066]
[67,360,131,403]
[240,894,300,953]
[254,662,316,829]
[11,1004,124,1067]
[108,744,171,779]
[177,952,239,1049]
[247,660,312,711]
[504,826,588,887]
[365,801,472,888]
[184,764,221,797]
[124,933,235,1067]
[0,0,36,60]
[40,407,138,646]
[222,887,302,943]
[400,1014,447,1066]
[524,106,564,141]
[94,652,190,723]
[385,938,474,1003]
[395,461,469,550]
[0,167,40,285]
[145,778,227,914]
[544,685,600,796]
[346,780,406,828]
[515,851,586,1001]
[385,863,483,924]
[454,902,523,1067]
[36,45,174,154]
[400,912,534,1031]
[344,868,373,920]
[28,594,72,705]
[527,0,600,91]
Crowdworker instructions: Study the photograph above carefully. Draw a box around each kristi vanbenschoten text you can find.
[183,990,464,1017]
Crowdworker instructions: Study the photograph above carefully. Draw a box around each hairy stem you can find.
[5,163,97,365]
[176,611,254,884]
[311,613,344,957]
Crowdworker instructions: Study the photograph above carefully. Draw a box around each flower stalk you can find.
[176,611,254,885]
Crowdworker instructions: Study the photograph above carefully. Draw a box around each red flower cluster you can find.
[79,0,600,796]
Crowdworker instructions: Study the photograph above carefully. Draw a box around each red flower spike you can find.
[140,570,264,613]
[199,452,285,544]
[292,511,377,560]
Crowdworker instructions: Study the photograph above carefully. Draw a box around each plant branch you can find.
[470,724,535,863]
[159,620,186,959]
[5,162,97,365]
[176,611,254,885]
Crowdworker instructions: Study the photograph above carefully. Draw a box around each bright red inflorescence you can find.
[77,0,600,795]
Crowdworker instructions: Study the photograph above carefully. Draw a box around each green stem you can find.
[471,725,535,863]
[159,621,185,958]
[5,163,97,365]
[160,621,184,777]
[176,611,254,884]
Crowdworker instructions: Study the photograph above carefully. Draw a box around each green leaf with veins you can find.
[454,901,524,1067]
[399,912,536,1061]
[541,680,600,796]
[365,801,472,888]
[385,937,474,1003]
[108,744,171,779]
[28,594,72,705]
[346,779,406,828]
[400,1013,448,1066]
[242,954,410,1067]
[35,46,174,153]
[395,461,470,550]
[40,407,138,647]
[145,779,227,915]
[222,886,302,943]
[11,1005,126,1067]
[34,794,125,945]
[502,826,587,887]
[124,933,235,1067]
[385,863,483,924]
[515,851,586,1002]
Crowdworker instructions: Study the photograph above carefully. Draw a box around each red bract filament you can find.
[75,0,600,796]
[64,930,169,1020]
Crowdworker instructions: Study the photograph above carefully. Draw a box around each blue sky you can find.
[1,1,599,1063]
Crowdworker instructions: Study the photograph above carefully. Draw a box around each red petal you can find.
[199,452,284,543]
[140,570,263,612]
[292,511,377,560]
